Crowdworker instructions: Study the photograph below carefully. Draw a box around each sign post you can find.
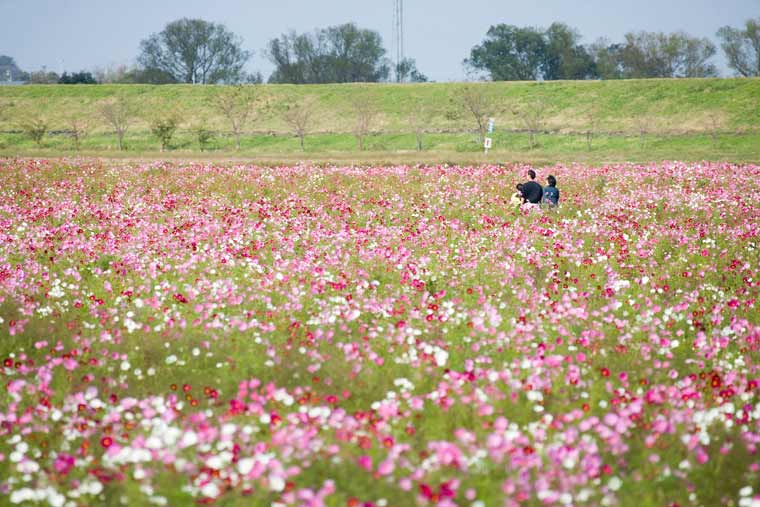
[484,117,495,154]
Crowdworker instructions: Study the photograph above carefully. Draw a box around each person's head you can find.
[547,175,556,187]
[516,183,523,191]
[527,169,536,180]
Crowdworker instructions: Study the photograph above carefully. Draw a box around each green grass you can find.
[1,78,759,162]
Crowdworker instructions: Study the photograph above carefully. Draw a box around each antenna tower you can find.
[392,0,404,81]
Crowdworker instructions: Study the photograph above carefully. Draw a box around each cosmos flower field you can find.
[1,159,759,507]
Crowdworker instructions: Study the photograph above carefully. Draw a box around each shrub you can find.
[193,125,215,151]
[149,114,180,151]
[21,117,48,147]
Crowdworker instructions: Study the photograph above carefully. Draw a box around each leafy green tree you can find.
[617,31,717,78]
[193,124,215,151]
[149,114,180,151]
[138,18,251,84]
[266,23,390,83]
[0,55,29,82]
[58,71,97,84]
[543,23,596,80]
[717,18,760,77]
[122,67,178,84]
[21,117,48,147]
[587,39,624,79]
[395,58,428,82]
[465,24,547,81]
[266,31,322,84]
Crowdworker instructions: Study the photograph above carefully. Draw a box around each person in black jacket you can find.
[520,170,543,204]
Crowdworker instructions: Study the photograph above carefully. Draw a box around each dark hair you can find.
[547,175,556,187]
[528,169,536,180]
[516,183,523,191]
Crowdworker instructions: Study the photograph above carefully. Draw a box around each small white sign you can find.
[487,117,495,133]
[483,137,492,149]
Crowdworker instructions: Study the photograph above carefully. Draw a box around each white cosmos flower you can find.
[269,476,285,492]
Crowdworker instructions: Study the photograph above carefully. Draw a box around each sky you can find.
[1,0,758,81]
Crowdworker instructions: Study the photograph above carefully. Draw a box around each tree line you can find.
[1,17,758,86]
[466,19,760,80]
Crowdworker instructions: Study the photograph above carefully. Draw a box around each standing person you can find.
[543,175,560,206]
[520,173,543,204]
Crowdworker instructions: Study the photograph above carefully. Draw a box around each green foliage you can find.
[149,114,180,151]
[616,31,718,78]
[468,24,718,81]
[0,54,29,81]
[138,18,251,84]
[266,23,390,84]
[1,79,759,161]
[465,22,596,81]
[20,116,48,147]
[395,58,428,83]
[193,124,215,151]
[544,22,597,80]
[717,18,760,77]
[465,24,548,81]
[58,71,97,84]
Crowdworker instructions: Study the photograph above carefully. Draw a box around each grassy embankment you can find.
[1,78,759,163]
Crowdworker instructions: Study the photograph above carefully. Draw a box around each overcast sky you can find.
[1,0,758,81]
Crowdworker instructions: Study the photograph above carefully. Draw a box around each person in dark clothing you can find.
[542,175,560,206]
[520,179,543,204]
[527,169,537,181]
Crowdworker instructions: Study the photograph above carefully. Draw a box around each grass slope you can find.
[1,78,759,161]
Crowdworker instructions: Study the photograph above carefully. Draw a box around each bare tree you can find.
[708,113,726,148]
[512,98,548,150]
[99,96,134,150]
[213,85,257,150]
[0,100,10,122]
[66,118,90,150]
[408,102,432,151]
[633,115,657,148]
[282,97,316,151]
[585,106,601,150]
[455,86,491,144]
[351,96,377,151]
